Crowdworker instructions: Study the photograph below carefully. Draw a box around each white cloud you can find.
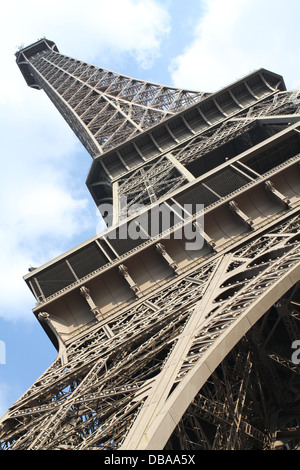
[61,0,171,69]
[3,0,170,71]
[170,0,300,92]
[2,0,298,322]
[0,0,171,322]
[0,114,93,320]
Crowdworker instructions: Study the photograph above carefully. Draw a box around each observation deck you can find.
[15,39,59,88]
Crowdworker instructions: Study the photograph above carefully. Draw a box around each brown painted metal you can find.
[1,39,300,450]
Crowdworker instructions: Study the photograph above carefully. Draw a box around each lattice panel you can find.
[2,214,300,450]
[116,91,300,208]
[27,50,206,155]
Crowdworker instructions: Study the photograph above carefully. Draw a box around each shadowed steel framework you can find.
[1,38,300,450]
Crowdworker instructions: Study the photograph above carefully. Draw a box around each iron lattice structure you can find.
[1,38,300,450]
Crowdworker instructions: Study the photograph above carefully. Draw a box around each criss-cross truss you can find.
[115,91,300,211]
[2,39,300,451]
[2,214,300,450]
[16,39,206,157]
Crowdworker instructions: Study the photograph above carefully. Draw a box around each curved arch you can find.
[122,261,300,450]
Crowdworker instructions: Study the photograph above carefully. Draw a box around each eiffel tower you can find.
[1,37,300,450]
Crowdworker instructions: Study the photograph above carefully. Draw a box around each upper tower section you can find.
[16,40,289,226]
[15,39,207,158]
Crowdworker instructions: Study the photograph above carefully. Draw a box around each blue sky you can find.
[0,0,299,417]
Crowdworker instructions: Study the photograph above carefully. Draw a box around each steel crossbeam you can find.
[2,39,299,450]
[27,49,205,155]
[2,213,300,450]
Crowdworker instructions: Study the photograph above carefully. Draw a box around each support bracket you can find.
[265,180,291,208]
[80,286,114,338]
[156,243,181,275]
[119,264,142,298]
[229,201,254,230]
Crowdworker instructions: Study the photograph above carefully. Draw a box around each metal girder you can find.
[19,44,206,156]
[2,213,300,450]
[5,40,300,451]
[115,96,300,211]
